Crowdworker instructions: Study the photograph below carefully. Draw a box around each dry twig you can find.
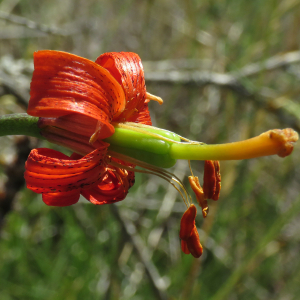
[0,10,77,36]
[0,69,29,108]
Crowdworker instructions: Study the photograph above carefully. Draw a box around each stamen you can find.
[108,159,189,207]
[188,160,208,217]
[145,92,163,105]
[179,204,196,240]
[188,160,194,177]
[211,161,221,201]
[179,204,203,258]
[186,226,203,258]
[203,160,218,200]
[113,168,129,191]
[187,160,221,217]
[109,153,203,258]
[188,176,208,218]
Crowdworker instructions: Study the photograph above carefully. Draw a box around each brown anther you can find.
[145,92,163,105]
[181,240,190,254]
[188,176,209,218]
[179,204,196,240]
[203,160,221,201]
[179,204,203,258]
[185,226,203,258]
[211,161,221,201]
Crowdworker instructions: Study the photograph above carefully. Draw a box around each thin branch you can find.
[144,51,300,90]
[232,50,300,78]
[145,70,251,96]
[0,28,51,39]
[0,70,29,108]
[143,58,213,72]
[144,51,300,75]
[0,10,77,36]
[144,56,300,132]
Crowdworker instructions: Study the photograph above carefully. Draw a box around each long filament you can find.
[108,152,190,207]
[108,150,192,208]
[188,160,194,177]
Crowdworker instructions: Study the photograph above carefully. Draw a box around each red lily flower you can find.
[25,50,154,206]
[23,50,298,259]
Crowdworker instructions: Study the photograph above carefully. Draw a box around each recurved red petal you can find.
[95,52,147,122]
[42,191,80,207]
[25,147,107,194]
[28,50,126,139]
[81,163,135,205]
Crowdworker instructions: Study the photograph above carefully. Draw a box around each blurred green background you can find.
[0,0,300,299]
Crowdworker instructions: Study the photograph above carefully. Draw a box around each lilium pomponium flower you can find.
[23,50,298,259]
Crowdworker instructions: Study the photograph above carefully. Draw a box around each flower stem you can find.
[0,113,43,139]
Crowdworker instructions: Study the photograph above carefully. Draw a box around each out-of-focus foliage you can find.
[0,0,300,299]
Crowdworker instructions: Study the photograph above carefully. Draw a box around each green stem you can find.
[0,113,43,139]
